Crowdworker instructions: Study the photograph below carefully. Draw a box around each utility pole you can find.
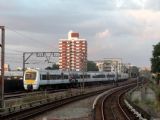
[116,61,118,86]
[82,52,86,92]
[82,56,85,92]
[0,26,5,111]
[23,53,25,77]
[128,63,131,79]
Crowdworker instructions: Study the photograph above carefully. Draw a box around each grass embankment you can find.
[128,80,160,117]
[148,81,160,111]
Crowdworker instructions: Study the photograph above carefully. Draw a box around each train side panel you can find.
[23,69,129,90]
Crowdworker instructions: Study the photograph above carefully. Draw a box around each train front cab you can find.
[24,70,38,91]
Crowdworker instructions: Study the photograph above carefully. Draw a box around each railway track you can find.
[93,84,140,120]
[0,81,136,120]
[4,80,131,100]
[4,89,67,100]
[1,86,114,120]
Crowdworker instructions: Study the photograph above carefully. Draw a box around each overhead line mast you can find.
[0,26,5,111]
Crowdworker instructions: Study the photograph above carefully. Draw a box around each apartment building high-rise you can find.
[59,31,87,71]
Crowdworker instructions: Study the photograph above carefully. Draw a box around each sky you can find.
[0,0,160,69]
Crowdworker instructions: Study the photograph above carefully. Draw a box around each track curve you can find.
[93,84,138,120]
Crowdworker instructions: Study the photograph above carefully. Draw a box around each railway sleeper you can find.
[124,99,148,120]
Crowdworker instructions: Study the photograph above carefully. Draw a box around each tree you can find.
[52,64,59,70]
[130,66,139,78]
[45,66,52,70]
[45,64,59,70]
[87,61,99,71]
[151,42,160,84]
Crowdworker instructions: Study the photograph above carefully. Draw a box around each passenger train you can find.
[23,69,129,90]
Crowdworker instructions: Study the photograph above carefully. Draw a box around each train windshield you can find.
[25,72,36,80]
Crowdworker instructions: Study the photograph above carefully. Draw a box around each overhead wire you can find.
[3,26,60,69]
[6,26,55,52]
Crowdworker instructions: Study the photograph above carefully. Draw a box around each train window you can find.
[118,75,121,77]
[100,74,105,78]
[74,74,80,79]
[49,75,62,80]
[88,75,91,78]
[92,75,96,78]
[79,74,90,78]
[42,75,47,80]
[80,75,83,78]
[25,72,36,80]
[41,74,49,80]
[84,75,90,78]
[49,75,56,80]
[107,74,115,78]
[57,75,61,79]
[64,75,68,79]
[76,75,80,79]
[79,75,87,78]
[93,74,105,78]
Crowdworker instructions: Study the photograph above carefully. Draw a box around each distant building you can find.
[4,64,10,71]
[95,58,123,73]
[59,31,87,71]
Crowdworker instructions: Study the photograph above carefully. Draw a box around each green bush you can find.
[133,98,139,104]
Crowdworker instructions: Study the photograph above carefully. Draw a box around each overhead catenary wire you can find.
[5,26,55,52]
[3,26,61,70]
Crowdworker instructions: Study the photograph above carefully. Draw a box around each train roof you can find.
[4,71,23,76]
[25,69,116,74]
[25,69,65,74]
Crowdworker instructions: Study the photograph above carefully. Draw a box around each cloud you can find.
[125,9,160,41]
[113,0,160,10]
[96,29,110,39]
[0,0,160,68]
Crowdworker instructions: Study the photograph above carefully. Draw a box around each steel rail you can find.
[118,89,131,120]
[1,85,115,120]
[101,85,135,120]
[101,90,116,120]
[2,80,137,120]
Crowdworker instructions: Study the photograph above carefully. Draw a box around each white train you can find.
[23,69,129,90]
